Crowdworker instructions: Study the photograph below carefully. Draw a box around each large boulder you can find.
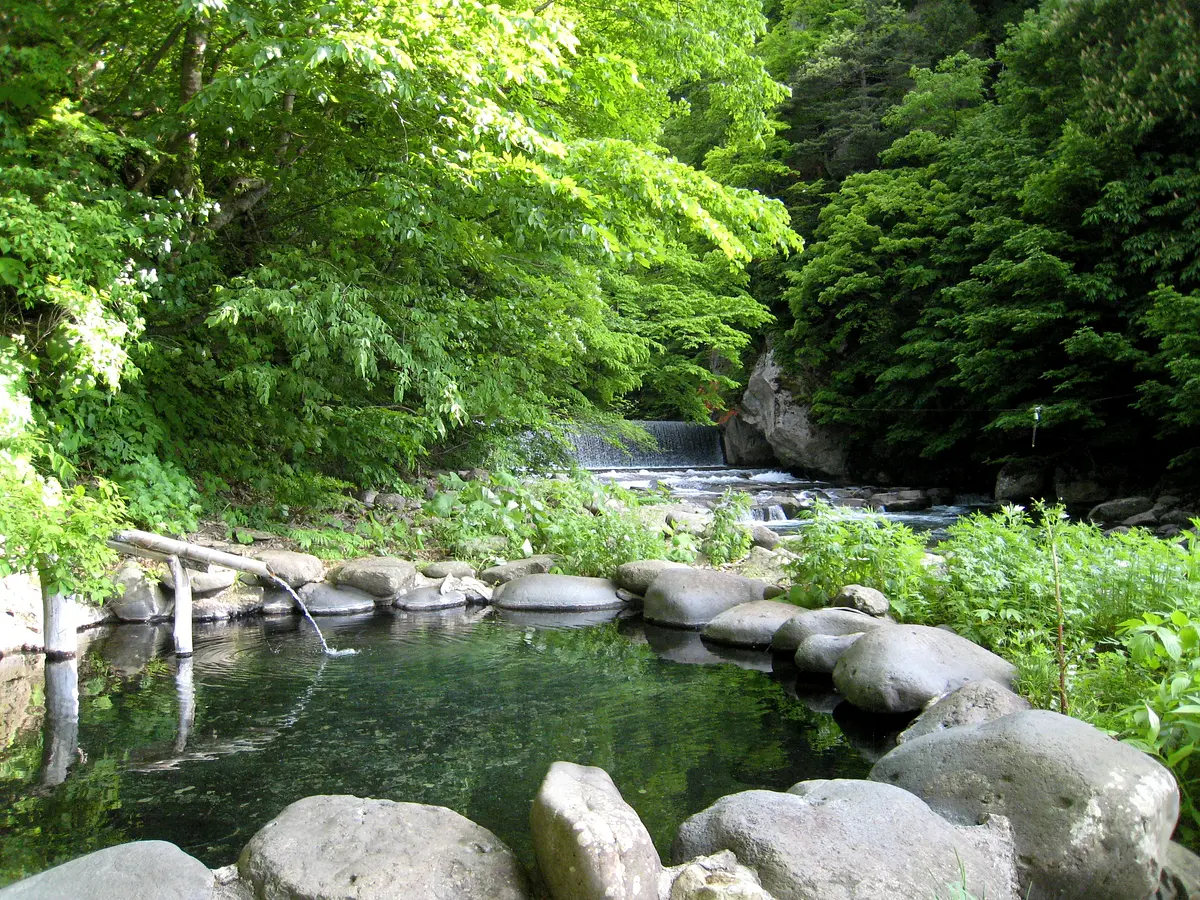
[613,560,690,596]
[1087,496,1153,524]
[109,560,173,622]
[995,460,1050,504]
[494,575,624,611]
[480,556,557,586]
[160,566,237,596]
[870,709,1179,900]
[700,600,800,649]
[297,582,376,615]
[671,781,1017,900]
[332,557,418,598]
[239,795,530,900]
[0,572,44,655]
[737,350,849,479]
[833,624,1016,714]
[531,762,661,900]
[721,414,777,467]
[770,607,890,654]
[794,633,862,674]
[896,679,1031,744]
[254,550,324,588]
[644,570,766,629]
[0,841,213,900]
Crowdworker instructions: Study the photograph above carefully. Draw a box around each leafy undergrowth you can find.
[786,502,1200,842]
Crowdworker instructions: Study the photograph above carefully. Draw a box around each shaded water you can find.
[0,612,871,885]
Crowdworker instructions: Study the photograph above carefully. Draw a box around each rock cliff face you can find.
[727,350,849,479]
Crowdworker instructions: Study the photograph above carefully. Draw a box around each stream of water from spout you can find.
[267,576,357,657]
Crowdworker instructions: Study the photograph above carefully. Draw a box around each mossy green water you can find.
[0,613,870,885]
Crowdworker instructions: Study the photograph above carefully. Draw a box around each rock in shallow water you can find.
[643,570,766,629]
[494,574,623,611]
[701,600,800,648]
[239,795,530,900]
[394,586,468,611]
[612,560,690,596]
[832,624,1016,713]
[297,582,376,615]
[109,560,173,622]
[531,762,661,900]
[671,781,1017,900]
[0,840,213,900]
[870,709,1179,900]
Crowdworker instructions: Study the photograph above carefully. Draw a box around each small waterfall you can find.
[570,421,725,469]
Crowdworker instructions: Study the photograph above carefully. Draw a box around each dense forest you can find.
[2,0,1199,574]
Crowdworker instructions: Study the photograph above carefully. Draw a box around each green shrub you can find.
[701,490,752,566]
[112,455,201,535]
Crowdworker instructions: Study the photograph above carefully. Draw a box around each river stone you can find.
[1156,842,1200,900]
[671,781,1017,900]
[794,633,862,674]
[995,459,1050,504]
[192,585,265,621]
[332,557,418,598]
[531,762,661,900]
[261,588,296,616]
[0,840,213,900]
[870,709,1179,900]
[109,560,174,622]
[897,679,1031,744]
[480,556,557,585]
[297,582,376,615]
[394,587,468,611]
[701,600,800,648]
[613,560,690,596]
[254,550,324,588]
[422,561,476,579]
[664,851,773,900]
[494,574,623,611]
[749,524,779,551]
[160,566,237,596]
[644,570,766,629]
[770,607,890,653]
[833,624,1017,713]
[1087,496,1153,524]
[831,584,889,617]
[239,795,530,900]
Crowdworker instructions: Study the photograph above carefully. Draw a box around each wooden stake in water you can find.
[167,555,193,657]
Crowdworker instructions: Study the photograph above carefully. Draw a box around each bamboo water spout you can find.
[107,530,355,657]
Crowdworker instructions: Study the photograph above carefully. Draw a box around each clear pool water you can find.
[0,611,873,885]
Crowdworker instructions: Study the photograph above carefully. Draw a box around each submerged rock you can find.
[494,574,624,611]
[672,781,1017,900]
[253,550,324,588]
[333,557,418,598]
[871,709,1179,900]
[643,570,766,629]
[701,600,800,648]
[239,795,530,900]
[0,840,213,900]
[832,624,1016,713]
[297,582,376,615]
[531,762,661,900]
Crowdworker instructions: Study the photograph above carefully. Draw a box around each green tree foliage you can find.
[775,0,1200,477]
[0,0,799,564]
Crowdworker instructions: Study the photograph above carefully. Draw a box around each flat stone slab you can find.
[0,840,213,900]
[672,782,1017,900]
[254,550,324,588]
[872,709,1179,900]
[643,569,766,629]
[701,600,801,648]
[333,557,417,598]
[297,582,376,615]
[239,795,531,900]
[394,587,468,611]
[494,574,623,611]
[833,624,1016,713]
[531,762,661,900]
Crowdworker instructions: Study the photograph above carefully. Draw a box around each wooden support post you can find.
[39,569,77,660]
[174,656,196,752]
[41,657,79,786]
[168,555,193,657]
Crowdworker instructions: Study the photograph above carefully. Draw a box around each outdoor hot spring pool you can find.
[0,610,877,884]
